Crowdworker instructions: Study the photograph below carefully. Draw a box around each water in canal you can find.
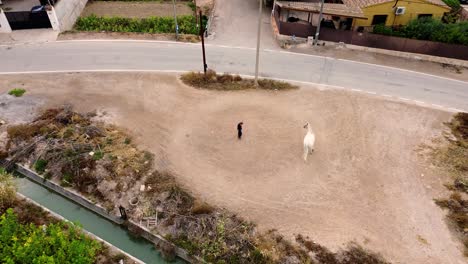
[16,177,183,264]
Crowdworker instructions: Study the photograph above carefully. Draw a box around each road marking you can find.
[7,39,466,85]
[0,69,465,112]
[55,39,256,50]
[449,108,464,113]
[336,58,468,85]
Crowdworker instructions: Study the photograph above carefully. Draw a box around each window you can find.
[418,14,433,19]
[372,15,388,25]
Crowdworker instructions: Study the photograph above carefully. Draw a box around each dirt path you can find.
[209,0,278,49]
[81,1,193,19]
[0,72,465,264]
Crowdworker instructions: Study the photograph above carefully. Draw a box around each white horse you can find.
[303,122,315,161]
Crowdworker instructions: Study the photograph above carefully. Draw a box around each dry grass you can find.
[180,70,298,91]
[429,113,468,190]
[255,230,309,263]
[190,200,214,215]
[5,107,152,194]
[431,112,468,256]
[296,234,390,264]
[0,168,16,212]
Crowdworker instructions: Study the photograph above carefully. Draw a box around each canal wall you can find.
[16,165,124,224]
[15,193,144,264]
[15,164,196,263]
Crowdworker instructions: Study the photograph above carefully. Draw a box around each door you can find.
[5,11,51,30]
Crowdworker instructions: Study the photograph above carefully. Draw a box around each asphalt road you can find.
[0,40,466,111]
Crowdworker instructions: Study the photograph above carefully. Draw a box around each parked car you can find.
[31,5,46,13]
[460,0,468,5]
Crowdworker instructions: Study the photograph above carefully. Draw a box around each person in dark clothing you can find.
[237,122,243,139]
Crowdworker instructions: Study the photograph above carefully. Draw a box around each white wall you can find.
[54,0,87,32]
[0,9,12,33]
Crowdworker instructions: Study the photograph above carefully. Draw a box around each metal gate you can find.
[5,11,51,30]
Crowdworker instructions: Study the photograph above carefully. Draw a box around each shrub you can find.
[373,18,468,46]
[7,124,43,141]
[0,168,16,212]
[8,88,26,97]
[34,159,48,174]
[180,71,298,90]
[191,200,214,214]
[187,1,196,12]
[75,15,199,34]
[0,209,101,263]
[442,0,460,10]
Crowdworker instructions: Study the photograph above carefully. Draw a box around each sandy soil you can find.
[81,1,193,19]
[0,72,465,264]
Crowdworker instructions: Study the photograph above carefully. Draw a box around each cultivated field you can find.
[0,72,464,263]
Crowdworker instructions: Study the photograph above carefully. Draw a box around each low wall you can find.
[273,12,468,61]
[16,165,124,224]
[0,9,12,33]
[54,0,87,31]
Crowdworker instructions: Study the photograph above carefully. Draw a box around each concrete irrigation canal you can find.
[15,176,184,264]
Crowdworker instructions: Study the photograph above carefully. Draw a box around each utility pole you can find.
[199,10,207,74]
[254,0,263,86]
[314,0,325,46]
[172,0,179,40]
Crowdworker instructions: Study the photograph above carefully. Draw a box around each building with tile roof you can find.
[343,0,451,28]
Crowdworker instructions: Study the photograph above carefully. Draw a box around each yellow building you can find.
[345,0,451,27]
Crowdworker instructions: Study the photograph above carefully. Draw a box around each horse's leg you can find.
[303,144,308,161]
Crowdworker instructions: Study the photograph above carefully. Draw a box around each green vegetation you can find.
[75,15,199,34]
[373,18,468,46]
[187,1,196,12]
[440,0,462,23]
[34,159,48,174]
[181,71,299,91]
[92,150,104,160]
[0,208,101,263]
[8,88,26,97]
[0,168,16,212]
[442,0,460,9]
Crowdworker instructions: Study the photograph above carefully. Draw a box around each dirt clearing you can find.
[81,2,193,19]
[0,72,465,263]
